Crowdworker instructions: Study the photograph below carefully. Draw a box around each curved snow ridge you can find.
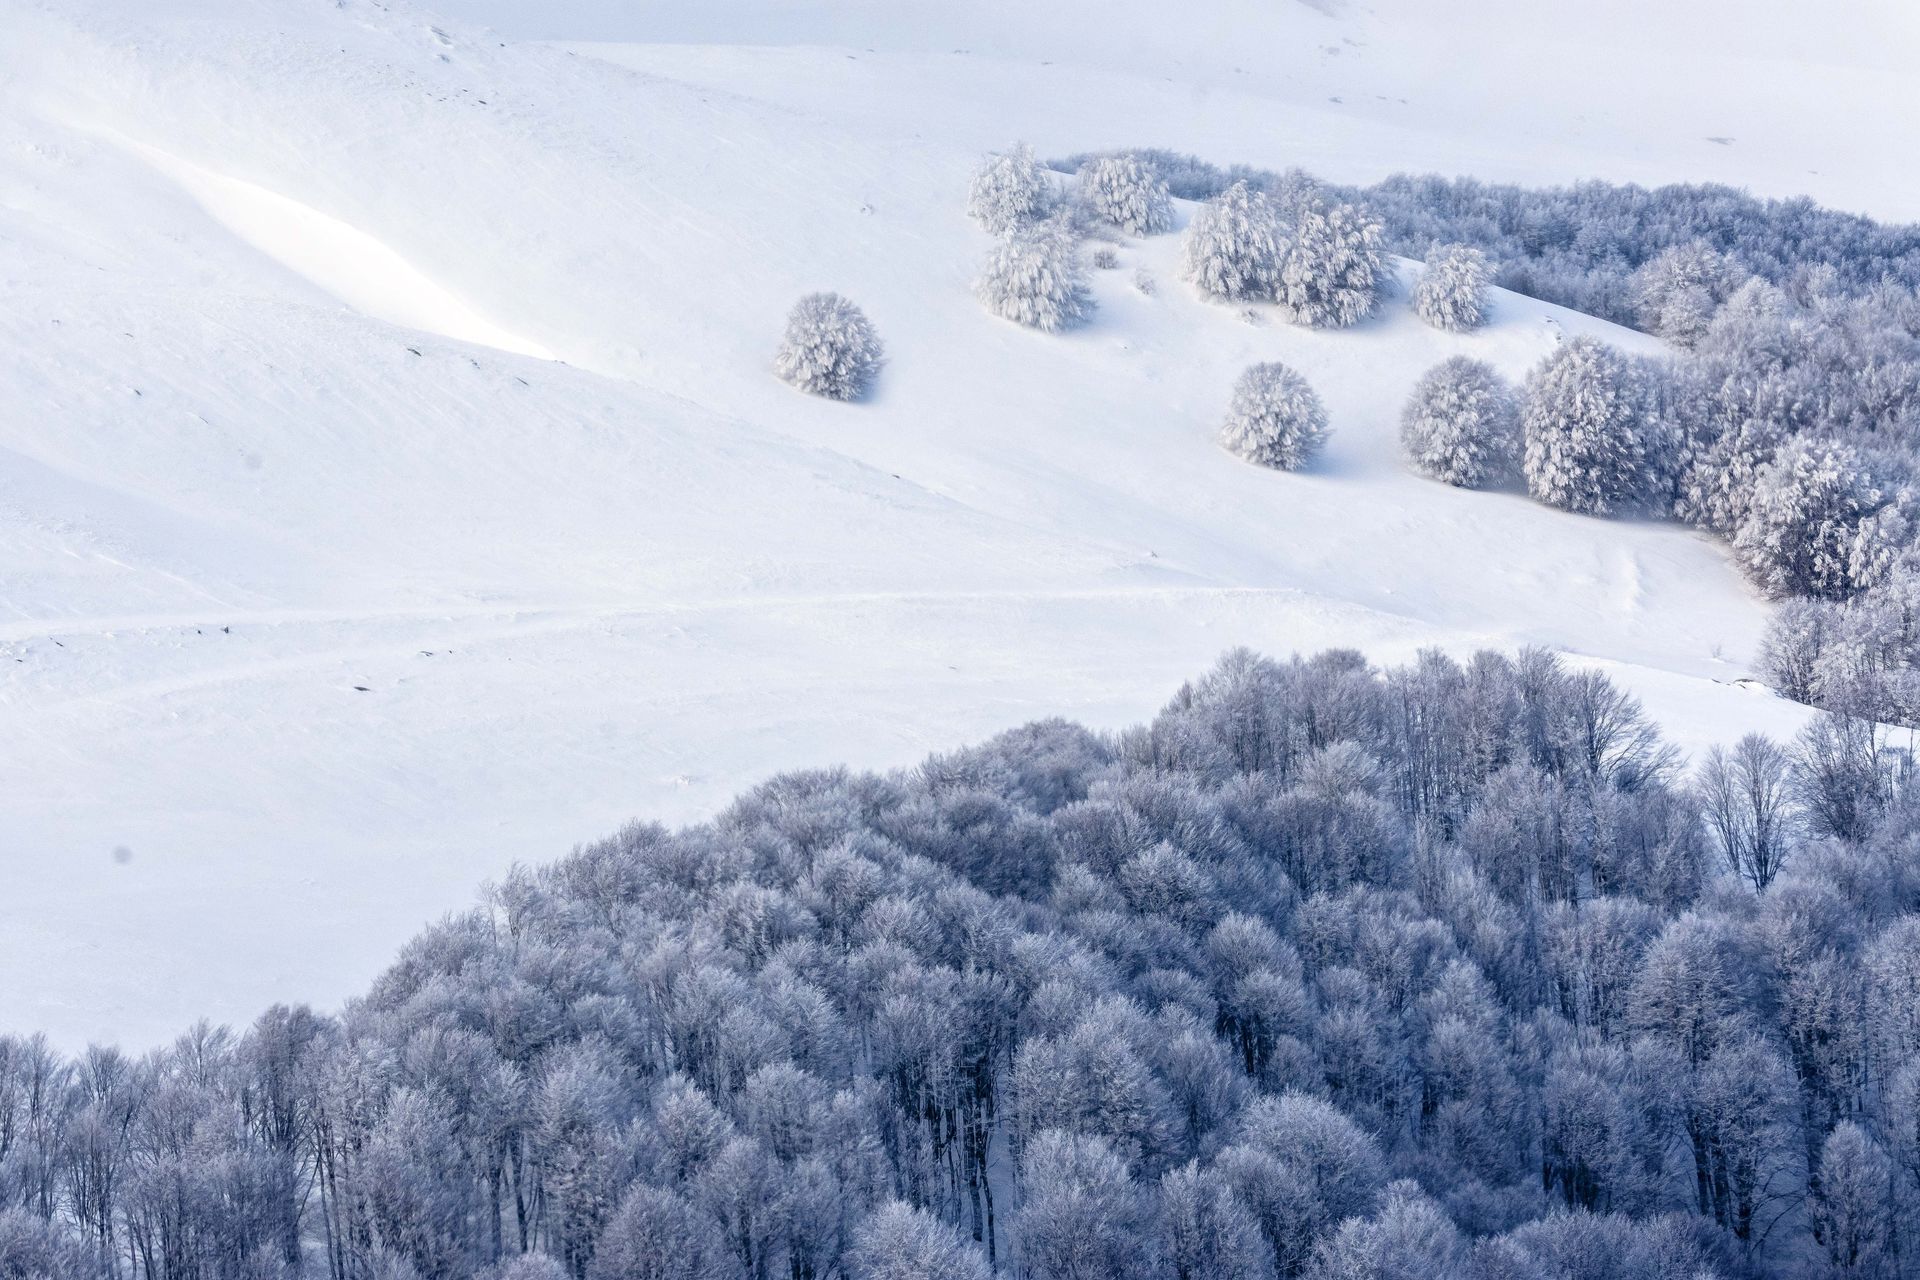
[118,137,557,361]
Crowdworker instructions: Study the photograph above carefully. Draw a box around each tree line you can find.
[3,647,1918,1279]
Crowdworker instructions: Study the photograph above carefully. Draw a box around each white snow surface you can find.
[4,0,1907,1048]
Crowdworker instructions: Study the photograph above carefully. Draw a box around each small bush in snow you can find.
[1091,246,1120,270]
[1220,362,1329,471]
[967,143,1052,236]
[1412,244,1492,332]
[1521,336,1653,515]
[1275,198,1386,328]
[1629,241,1748,348]
[773,293,884,400]
[1133,270,1157,295]
[1401,357,1518,488]
[1183,181,1287,302]
[1076,154,1173,237]
[975,219,1094,332]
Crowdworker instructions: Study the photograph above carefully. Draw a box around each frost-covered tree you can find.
[1219,362,1329,471]
[1521,336,1653,515]
[975,219,1093,332]
[1400,356,1518,488]
[1411,244,1492,332]
[1630,242,1748,348]
[1697,734,1797,891]
[773,293,885,401]
[1184,181,1287,302]
[967,143,1051,236]
[847,1201,992,1280]
[1732,436,1895,600]
[1276,200,1385,329]
[1814,1123,1895,1278]
[1077,155,1173,237]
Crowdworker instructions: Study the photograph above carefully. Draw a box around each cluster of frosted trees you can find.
[1181,180,1386,327]
[962,144,1178,332]
[5,646,1920,1280]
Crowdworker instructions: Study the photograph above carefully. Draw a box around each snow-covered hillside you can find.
[4,0,1906,1048]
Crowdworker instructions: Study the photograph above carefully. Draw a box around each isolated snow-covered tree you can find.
[1412,244,1492,332]
[1183,181,1287,302]
[975,218,1093,332]
[1630,241,1748,348]
[1732,435,1893,600]
[1076,154,1173,237]
[1400,356,1519,488]
[1520,336,1653,515]
[1276,199,1385,328]
[774,293,885,400]
[1220,362,1329,471]
[967,142,1051,236]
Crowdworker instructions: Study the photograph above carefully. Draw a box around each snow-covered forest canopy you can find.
[4,648,1919,1280]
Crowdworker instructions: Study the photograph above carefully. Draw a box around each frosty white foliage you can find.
[1401,357,1518,488]
[1733,435,1890,600]
[1275,199,1385,328]
[1219,362,1329,471]
[975,219,1093,332]
[966,143,1051,237]
[1520,336,1652,515]
[1411,244,1491,332]
[774,293,885,400]
[1630,242,1748,348]
[1183,182,1287,302]
[1076,155,1173,237]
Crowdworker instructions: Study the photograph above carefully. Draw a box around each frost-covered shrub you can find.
[1076,154,1174,237]
[1133,269,1157,295]
[1412,244,1492,333]
[1276,198,1385,328]
[1732,436,1900,600]
[1219,361,1329,471]
[1401,357,1519,488]
[1091,246,1120,270]
[974,219,1094,332]
[967,143,1052,236]
[773,293,884,401]
[1184,181,1287,302]
[1630,242,1748,348]
[1521,336,1653,515]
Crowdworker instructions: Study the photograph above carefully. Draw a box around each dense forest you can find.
[4,647,1918,1280]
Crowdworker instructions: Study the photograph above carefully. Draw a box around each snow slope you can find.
[5,0,1903,1047]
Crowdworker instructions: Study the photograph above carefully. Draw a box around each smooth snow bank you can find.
[124,139,556,360]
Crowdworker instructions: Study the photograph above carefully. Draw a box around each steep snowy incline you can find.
[0,0,1848,1046]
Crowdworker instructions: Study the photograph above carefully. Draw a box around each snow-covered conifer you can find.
[1411,244,1491,332]
[1400,356,1518,488]
[774,293,884,401]
[1183,181,1287,302]
[1220,362,1329,471]
[1629,241,1748,348]
[1276,199,1385,329]
[1520,336,1653,515]
[966,143,1051,236]
[1733,435,1895,600]
[1076,154,1173,237]
[974,219,1093,332]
